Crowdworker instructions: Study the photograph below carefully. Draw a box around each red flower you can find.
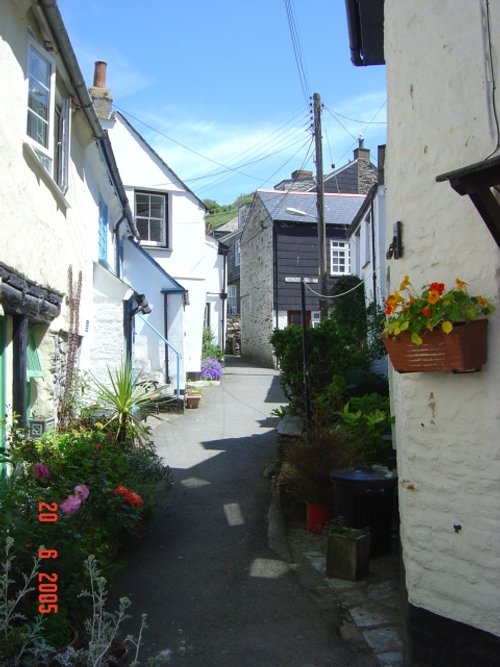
[114,485,143,508]
[429,282,445,294]
[420,306,432,318]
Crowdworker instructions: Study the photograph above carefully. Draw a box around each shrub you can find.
[202,328,224,362]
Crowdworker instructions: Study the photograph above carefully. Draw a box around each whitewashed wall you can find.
[385,0,500,636]
[104,114,223,375]
[0,0,128,418]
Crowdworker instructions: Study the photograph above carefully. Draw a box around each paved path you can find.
[114,358,374,667]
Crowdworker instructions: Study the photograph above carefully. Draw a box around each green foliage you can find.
[270,316,382,416]
[336,394,394,466]
[0,422,172,644]
[204,192,254,227]
[89,363,163,444]
[202,328,224,362]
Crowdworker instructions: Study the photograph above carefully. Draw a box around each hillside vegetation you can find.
[204,193,254,228]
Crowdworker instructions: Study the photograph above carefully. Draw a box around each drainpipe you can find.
[273,223,279,329]
[218,243,229,353]
[370,202,377,303]
[163,292,169,383]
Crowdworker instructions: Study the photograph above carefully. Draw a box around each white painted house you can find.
[0,0,139,447]
[346,1,500,664]
[90,70,226,387]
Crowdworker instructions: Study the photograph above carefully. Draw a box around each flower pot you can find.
[185,395,201,409]
[305,501,333,533]
[381,319,488,373]
[326,530,371,581]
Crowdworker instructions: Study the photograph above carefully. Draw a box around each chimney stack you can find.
[89,61,113,121]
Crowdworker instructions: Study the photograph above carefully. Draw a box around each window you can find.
[135,191,168,246]
[330,241,350,275]
[228,285,239,315]
[234,240,241,267]
[287,311,311,327]
[311,311,321,328]
[98,198,108,262]
[27,42,55,172]
[26,41,71,189]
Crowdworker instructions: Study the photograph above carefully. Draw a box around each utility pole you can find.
[313,92,328,321]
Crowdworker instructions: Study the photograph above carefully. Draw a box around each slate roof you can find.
[256,189,365,226]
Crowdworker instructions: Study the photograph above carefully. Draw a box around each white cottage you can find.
[346,1,500,664]
[90,67,226,388]
[0,0,139,449]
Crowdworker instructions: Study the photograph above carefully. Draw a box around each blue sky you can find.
[58,0,387,205]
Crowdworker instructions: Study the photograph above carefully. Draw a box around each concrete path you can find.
[114,358,376,667]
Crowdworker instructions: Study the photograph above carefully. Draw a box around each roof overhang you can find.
[344,0,385,66]
[436,154,500,247]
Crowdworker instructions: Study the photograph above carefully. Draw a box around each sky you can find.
[57,0,387,205]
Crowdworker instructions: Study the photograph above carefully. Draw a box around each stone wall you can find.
[240,196,275,367]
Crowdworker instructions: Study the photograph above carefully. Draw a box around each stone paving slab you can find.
[285,526,405,667]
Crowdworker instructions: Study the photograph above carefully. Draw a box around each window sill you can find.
[23,142,70,212]
[139,242,172,251]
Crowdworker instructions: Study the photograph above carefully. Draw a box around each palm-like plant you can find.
[90,363,162,445]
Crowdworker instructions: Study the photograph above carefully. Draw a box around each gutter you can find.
[39,1,137,238]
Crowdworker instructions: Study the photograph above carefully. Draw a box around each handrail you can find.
[136,314,181,400]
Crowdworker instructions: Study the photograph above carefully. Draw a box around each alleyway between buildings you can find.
[112,358,377,667]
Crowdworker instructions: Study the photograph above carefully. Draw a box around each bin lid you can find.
[330,466,397,486]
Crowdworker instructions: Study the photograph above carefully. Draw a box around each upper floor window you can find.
[26,41,71,190]
[27,42,55,171]
[330,240,350,275]
[234,240,241,267]
[135,191,168,246]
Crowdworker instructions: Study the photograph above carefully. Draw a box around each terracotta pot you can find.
[305,502,333,533]
[185,395,201,408]
[381,319,488,373]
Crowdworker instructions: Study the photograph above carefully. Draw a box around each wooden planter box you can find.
[326,530,371,581]
[381,319,488,373]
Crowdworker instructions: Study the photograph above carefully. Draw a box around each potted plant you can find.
[185,387,202,409]
[382,276,495,372]
[325,516,371,581]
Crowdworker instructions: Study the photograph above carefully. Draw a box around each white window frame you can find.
[330,240,350,276]
[227,284,238,315]
[311,311,321,328]
[26,40,56,174]
[134,190,168,247]
[234,240,241,267]
[55,97,71,193]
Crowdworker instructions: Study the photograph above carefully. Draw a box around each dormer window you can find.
[135,190,168,247]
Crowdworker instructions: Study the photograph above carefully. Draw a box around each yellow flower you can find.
[455,278,466,290]
[399,275,410,291]
[441,321,453,334]
[477,296,488,309]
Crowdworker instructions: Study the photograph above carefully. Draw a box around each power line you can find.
[284,0,310,103]
[324,106,387,125]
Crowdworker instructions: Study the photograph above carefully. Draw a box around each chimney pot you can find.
[93,61,107,88]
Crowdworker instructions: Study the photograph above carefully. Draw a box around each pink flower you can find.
[74,484,90,501]
[60,494,82,516]
[33,463,49,481]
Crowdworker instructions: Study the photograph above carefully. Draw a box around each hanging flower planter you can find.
[382,319,488,373]
[382,277,494,373]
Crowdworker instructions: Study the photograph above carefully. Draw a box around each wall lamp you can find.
[386,221,403,259]
[130,292,152,317]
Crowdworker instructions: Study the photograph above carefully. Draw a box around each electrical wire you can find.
[303,268,377,300]
[324,107,387,125]
[284,0,310,104]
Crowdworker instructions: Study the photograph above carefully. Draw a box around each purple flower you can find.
[33,463,49,481]
[201,358,223,381]
[74,484,90,501]
[60,495,82,516]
